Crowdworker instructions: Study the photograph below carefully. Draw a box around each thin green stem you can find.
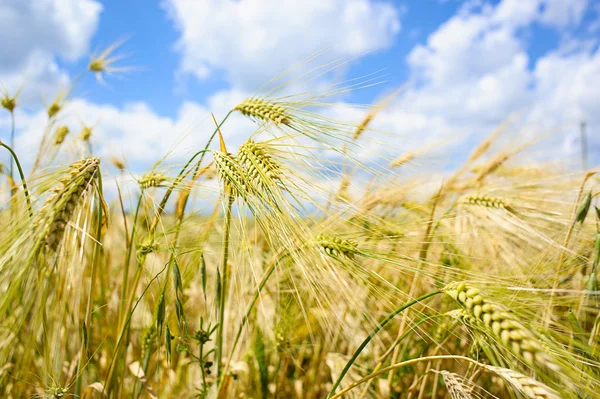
[0,140,33,218]
[357,314,447,399]
[216,193,233,382]
[148,110,232,235]
[330,355,483,399]
[104,262,169,396]
[9,111,14,183]
[110,112,233,393]
[326,290,441,399]
[75,175,105,396]
[223,249,292,379]
[118,194,143,329]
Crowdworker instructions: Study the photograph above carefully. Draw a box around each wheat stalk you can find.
[390,152,416,168]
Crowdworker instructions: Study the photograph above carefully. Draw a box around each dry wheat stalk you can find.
[111,157,126,171]
[390,152,416,168]
[79,125,93,141]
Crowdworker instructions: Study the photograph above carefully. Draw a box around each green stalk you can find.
[326,290,441,399]
[118,194,143,329]
[9,111,14,184]
[108,112,233,394]
[135,161,213,398]
[0,140,32,218]
[148,111,232,234]
[330,355,484,399]
[221,249,293,385]
[104,262,169,396]
[357,314,447,399]
[75,175,105,396]
[216,192,233,383]
[121,148,212,342]
[133,345,153,399]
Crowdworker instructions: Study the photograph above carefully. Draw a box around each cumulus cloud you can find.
[4,0,598,188]
[0,0,102,97]
[163,0,401,88]
[0,89,256,174]
[353,0,599,166]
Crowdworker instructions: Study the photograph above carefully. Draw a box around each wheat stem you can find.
[118,193,143,331]
[326,290,442,398]
[103,262,169,396]
[547,173,595,323]
[216,192,233,383]
[0,140,33,218]
[9,112,14,190]
[331,355,480,399]
[219,249,293,390]
[388,183,444,383]
[75,175,105,397]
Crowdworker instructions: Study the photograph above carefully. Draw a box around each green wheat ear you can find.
[212,150,248,198]
[138,171,166,190]
[459,194,510,210]
[316,234,358,259]
[53,125,69,145]
[234,98,292,126]
[443,282,560,372]
[238,140,282,192]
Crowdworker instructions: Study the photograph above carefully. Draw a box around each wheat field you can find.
[1,43,599,399]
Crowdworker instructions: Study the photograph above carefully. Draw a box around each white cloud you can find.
[4,0,598,190]
[538,0,588,27]
[492,0,588,28]
[0,0,102,98]
[359,0,599,165]
[164,0,401,88]
[1,89,256,174]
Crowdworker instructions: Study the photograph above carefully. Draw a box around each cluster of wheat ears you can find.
[0,43,599,399]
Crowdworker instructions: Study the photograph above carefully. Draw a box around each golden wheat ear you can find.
[35,156,101,252]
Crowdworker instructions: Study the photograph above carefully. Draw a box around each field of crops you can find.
[1,44,599,399]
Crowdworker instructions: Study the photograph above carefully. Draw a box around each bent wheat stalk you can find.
[0,140,33,217]
[326,290,442,398]
[330,355,558,399]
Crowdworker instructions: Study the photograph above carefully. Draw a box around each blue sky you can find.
[1,0,599,176]
[62,0,589,116]
[71,0,467,115]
